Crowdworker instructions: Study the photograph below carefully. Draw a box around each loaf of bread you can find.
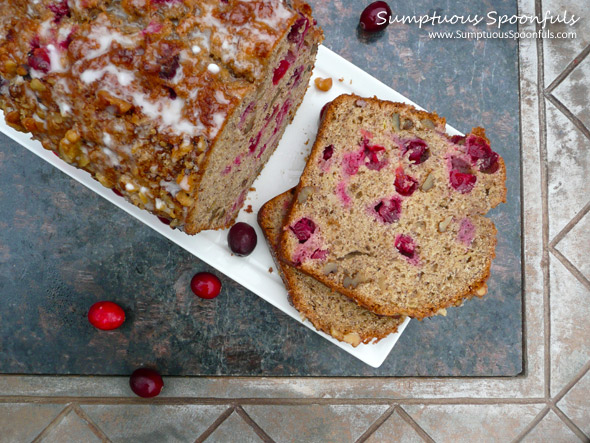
[258,188,404,347]
[0,0,322,234]
[279,94,506,319]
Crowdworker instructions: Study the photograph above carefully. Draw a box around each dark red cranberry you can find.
[227,222,257,256]
[112,188,123,197]
[159,54,180,80]
[360,1,392,32]
[48,1,70,23]
[449,170,477,193]
[403,139,430,164]
[465,135,499,174]
[164,86,177,100]
[190,272,222,299]
[395,235,416,259]
[374,197,402,223]
[290,218,316,243]
[449,135,466,145]
[87,301,125,330]
[450,156,472,173]
[129,368,164,398]
[157,216,171,225]
[273,59,291,85]
[311,249,328,260]
[28,47,51,73]
[363,140,387,170]
[394,168,418,196]
[288,17,309,44]
[323,145,334,160]
[289,65,305,88]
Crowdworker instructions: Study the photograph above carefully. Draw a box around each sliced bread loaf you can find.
[258,188,404,346]
[279,94,506,319]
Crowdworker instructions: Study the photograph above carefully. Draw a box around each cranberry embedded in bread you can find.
[279,94,506,319]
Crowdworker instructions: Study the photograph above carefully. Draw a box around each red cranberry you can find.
[273,59,290,85]
[290,217,316,243]
[322,145,334,160]
[227,222,258,256]
[311,249,328,260]
[450,156,472,173]
[159,54,180,80]
[48,1,70,23]
[403,139,430,164]
[190,272,222,299]
[87,301,125,330]
[465,135,499,173]
[112,188,123,197]
[449,135,466,145]
[374,197,402,223]
[395,234,416,259]
[28,47,51,73]
[157,216,171,225]
[129,368,164,398]
[363,140,388,171]
[360,1,392,32]
[288,16,309,44]
[394,168,418,196]
[449,170,477,193]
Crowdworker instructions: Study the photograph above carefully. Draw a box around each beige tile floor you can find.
[1,0,589,441]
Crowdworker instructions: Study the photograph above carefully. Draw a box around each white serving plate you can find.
[0,45,465,368]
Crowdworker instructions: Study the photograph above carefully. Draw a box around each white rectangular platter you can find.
[0,45,465,368]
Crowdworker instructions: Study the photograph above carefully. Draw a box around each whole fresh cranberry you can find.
[87,301,125,330]
[394,168,418,196]
[227,222,257,256]
[129,368,164,398]
[191,272,222,299]
[360,1,392,32]
[395,234,416,259]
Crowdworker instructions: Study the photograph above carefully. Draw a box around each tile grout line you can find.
[544,93,590,141]
[72,403,112,443]
[0,396,548,405]
[511,405,550,442]
[549,247,590,292]
[30,403,73,443]
[395,405,435,443]
[234,405,275,443]
[549,201,590,249]
[544,44,590,93]
[549,404,590,442]
[354,404,395,443]
[194,406,235,443]
[534,0,551,402]
[551,360,590,406]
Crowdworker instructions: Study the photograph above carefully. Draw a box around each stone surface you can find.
[242,405,390,443]
[558,369,590,438]
[542,0,590,88]
[204,411,262,443]
[82,404,229,442]
[0,403,64,443]
[546,101,590,240]
[555,210,590,282]
[550,256,590,396]
[552,55,590,131]
[365,410,425,443]
[37,409,102,443]
[403,404,546,442]
[0,0,523,377]
[522,410,581,442]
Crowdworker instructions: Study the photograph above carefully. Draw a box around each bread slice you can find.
[279,94,506,319]
[258,189,404,347]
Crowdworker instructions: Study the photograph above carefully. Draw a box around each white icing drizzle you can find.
[207,63,220,74]
[132,92,202,137]
[155,198,165,210]
[179,176,190,191]
[84,27,135,60]
[214,91,230,105]
[103,133,112,146]
[102,147,120,166]
[191,45,201,54]
[126,183,135,191]
[160,179,181,197]
[80,64,135,86]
